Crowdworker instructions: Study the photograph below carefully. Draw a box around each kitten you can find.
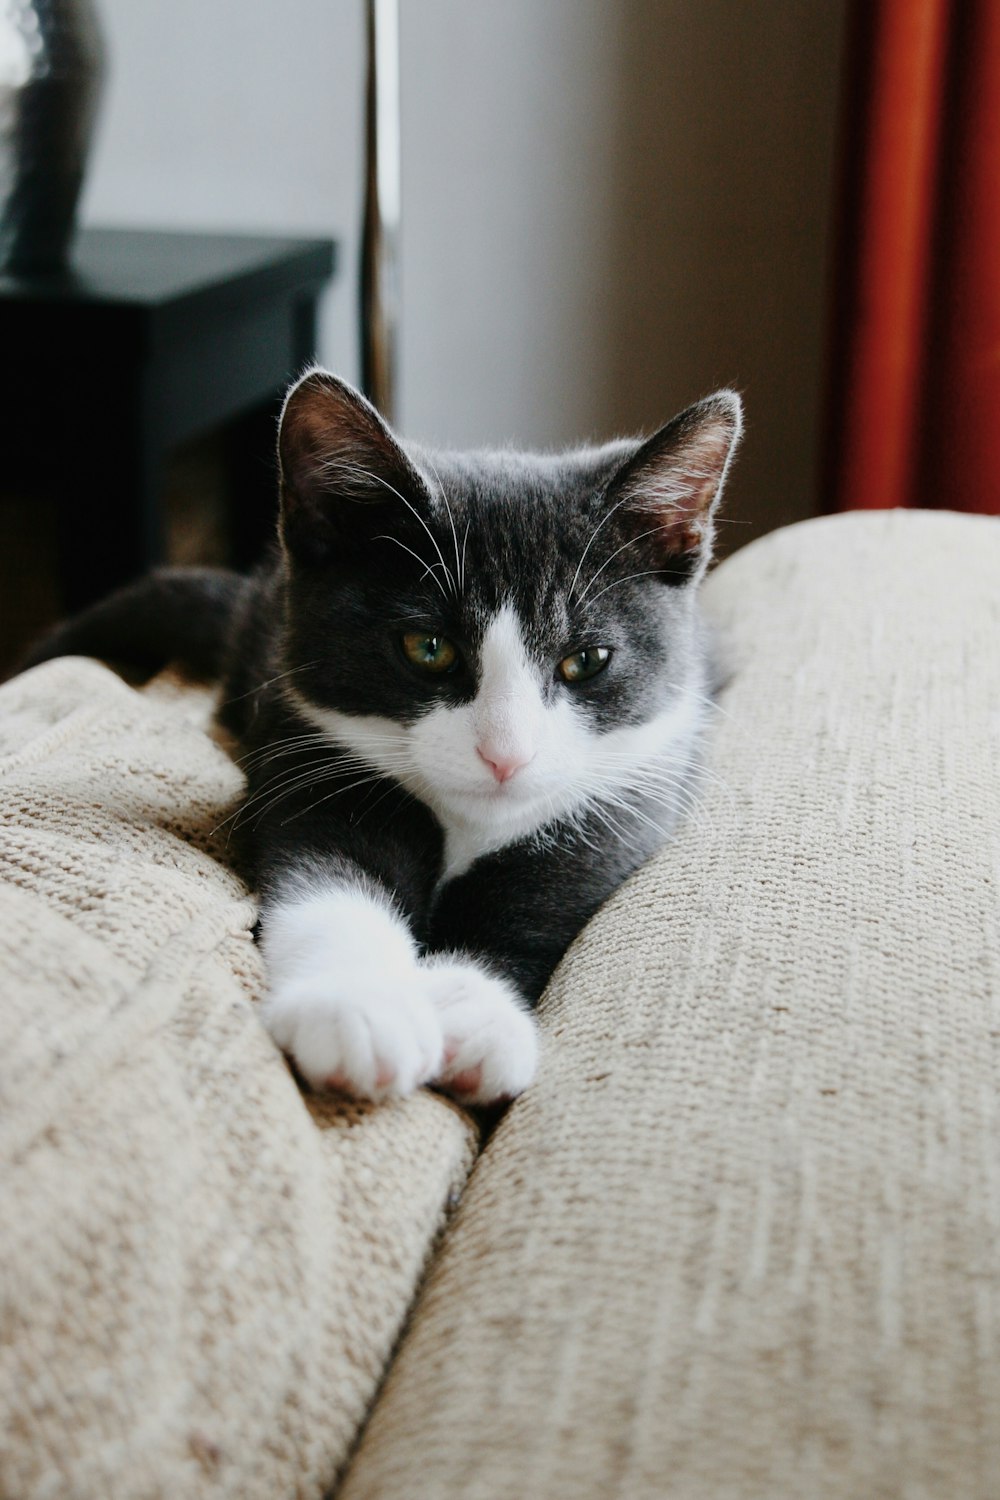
[24,369,742,1105]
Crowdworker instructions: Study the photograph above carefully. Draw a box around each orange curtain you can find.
[823,0,1000,515]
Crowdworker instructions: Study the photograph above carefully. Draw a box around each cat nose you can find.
[477,746,533,783]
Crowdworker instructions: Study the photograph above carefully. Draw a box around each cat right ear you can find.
[604,389,744,578]
[277,369,421,563]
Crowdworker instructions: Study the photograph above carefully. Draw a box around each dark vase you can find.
[0,0,106,274]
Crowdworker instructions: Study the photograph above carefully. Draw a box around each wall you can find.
[82,0,848,547]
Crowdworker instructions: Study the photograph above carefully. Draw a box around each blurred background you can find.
[8,0,992,674]
[82,0,843,517]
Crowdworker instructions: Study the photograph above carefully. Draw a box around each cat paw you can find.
[422,956,539,1105]
[261,977,444,1101]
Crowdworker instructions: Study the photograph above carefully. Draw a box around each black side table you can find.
[1,227,337,609]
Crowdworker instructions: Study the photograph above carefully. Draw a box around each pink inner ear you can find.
[279,372,409,505]
[622,421,735,554]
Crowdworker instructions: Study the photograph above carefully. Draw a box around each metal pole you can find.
[361,0,401,424]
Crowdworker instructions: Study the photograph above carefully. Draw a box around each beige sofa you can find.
[2,508,999,1500]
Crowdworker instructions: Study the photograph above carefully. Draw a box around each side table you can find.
[1,228,337,610]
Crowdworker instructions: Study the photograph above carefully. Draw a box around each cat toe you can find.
[446,1065,484,1097]
[422,957,539,1104]
[261,980,444,1101]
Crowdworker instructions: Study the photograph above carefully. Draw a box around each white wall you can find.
[82,0,847,546]
[80,0,366,386]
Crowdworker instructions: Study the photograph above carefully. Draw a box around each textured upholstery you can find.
[339,510,1000,1500]
[0,663,476,1500]
[2,509,998,1499]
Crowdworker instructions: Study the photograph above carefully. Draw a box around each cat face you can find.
[277,371,741,873]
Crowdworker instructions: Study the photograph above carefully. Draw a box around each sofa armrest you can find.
[339,510,1000,1500]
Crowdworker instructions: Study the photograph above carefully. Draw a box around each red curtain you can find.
[823,0,1000,515]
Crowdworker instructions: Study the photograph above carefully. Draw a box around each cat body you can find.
[25,371,742,1105]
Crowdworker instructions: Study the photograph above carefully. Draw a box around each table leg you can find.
[57,396,166,612]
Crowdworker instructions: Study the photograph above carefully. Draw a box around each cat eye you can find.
[400,631,459,674]
[558,646,611,684]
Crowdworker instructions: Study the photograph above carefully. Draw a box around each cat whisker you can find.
[222,660,321,708]
[329,459,459,597]
[350,775,419,829]
[373,534,452,599]
[253,751,413,795]
[248,755,364,798]
[617,754,734,804]
[219,762,346,834]
[656,678,748,732]
[567,495,633,603]
[600,760,717,808]
[579,760,716,836]
[598,787,703,843]
[235,773,356,833]
[214,761,343,833]
[632,765,734,811]
[575,524,672,606]
[585,748,709,781]
[590,755,732,802]
[460,518,471,595]
[238,737,414,779]
[237,732,334,769]
[594,786,674,835]
[585,797,643,849]
[424,453,464,600]
[235,766,389,835]
[584,569,675,605]
[227,748,415,833]
[278,769,407,827]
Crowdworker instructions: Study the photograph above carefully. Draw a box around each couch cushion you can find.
[339,509,1000,1500]
[0,659,476,1500]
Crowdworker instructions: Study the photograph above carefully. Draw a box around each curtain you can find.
[822,0,1000,515]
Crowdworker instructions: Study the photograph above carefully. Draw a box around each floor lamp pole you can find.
[361,0,400,424]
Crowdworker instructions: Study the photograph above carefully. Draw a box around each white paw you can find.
[422,956,539,1105]
[262,975,444,1101]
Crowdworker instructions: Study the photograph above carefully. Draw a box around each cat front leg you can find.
[259,874,443,1101]
[424,812,653,1105]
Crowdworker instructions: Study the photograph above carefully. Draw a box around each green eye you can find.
[558,646,611,683]
[401,632,459,674]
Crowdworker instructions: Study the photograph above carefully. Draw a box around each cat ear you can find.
[277,368,424,562]
[606,390,743,573]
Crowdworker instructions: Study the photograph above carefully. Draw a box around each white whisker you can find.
[575,524,669,605]
[424,454,464,599]
[279,770,406,827]
[328,459,458,597]
[568,495,634,603]
[223,661,320,707]
[584,569,672,605]
[460,518,471,594]
[237,732,332,769]
[373,533,451,598]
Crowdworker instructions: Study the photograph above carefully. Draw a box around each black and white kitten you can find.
[26,370,742,1106]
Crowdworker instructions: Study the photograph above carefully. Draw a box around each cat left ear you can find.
[277,367,424,563]
[606,390,743,571]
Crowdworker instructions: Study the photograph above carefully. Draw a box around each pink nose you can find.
[477,747,532,784]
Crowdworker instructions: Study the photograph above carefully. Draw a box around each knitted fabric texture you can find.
[339,509,1000,1500]
[0,661,476,1500]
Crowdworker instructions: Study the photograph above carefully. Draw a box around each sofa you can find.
[1,507,998,1500]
